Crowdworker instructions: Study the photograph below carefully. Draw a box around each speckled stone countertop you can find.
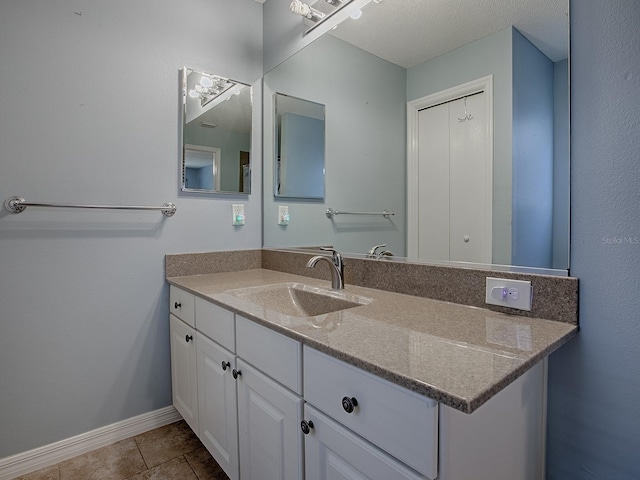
[167,269,577,414]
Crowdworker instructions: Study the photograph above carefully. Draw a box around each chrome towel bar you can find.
[326,208,394,219]
[4,196,176,217]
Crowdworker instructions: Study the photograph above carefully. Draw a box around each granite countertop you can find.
[167,269,577,414]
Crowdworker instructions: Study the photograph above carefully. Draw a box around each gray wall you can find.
[263,34,407,256]
[546,1,640,478]
[0,0,262,458]
[511,29,554,268]
[552,59,570,269]
[407,27,514,265]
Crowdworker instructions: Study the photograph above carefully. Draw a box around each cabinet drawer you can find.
[170,286,195,327]
[196,297,235,352]
[304,346,438,479]
[304,405,425,480]
[236,316,302,394]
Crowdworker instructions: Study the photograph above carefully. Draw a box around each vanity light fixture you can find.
[189,74,236,107]
[290,0,325,22]
[290,0,360,34]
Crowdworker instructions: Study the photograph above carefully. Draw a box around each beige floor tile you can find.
[134,421,202,469]
[124,457,198,480]
[184,447,229,480]
[15,464,60,480]
[58,438,146,480]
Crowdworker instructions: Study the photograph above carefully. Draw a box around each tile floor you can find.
[15,421,229,480]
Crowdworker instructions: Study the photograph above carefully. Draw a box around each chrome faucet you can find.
[366,244,387,258]
[366,244,395,259]
[306,248,344,290]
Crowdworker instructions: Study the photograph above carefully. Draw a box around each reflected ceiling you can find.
[330,0,569,68]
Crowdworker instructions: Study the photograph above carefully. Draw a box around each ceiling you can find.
[328,0,569,69]
[186,87,253,134]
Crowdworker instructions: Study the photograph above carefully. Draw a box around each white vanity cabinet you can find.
[303,405,426,480]
[169,314,198,433]
[169,287,304,480]
[170,285,547,480]
[193,295,240,480]
[169,286,198,433]
[236,359,304,480]
[303,346,546,480]
[235,316,304,480]
[303,347,438,480]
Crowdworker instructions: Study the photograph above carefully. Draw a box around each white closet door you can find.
[417,92,490,264]
[449,94,490,263]
[418,102,450,261]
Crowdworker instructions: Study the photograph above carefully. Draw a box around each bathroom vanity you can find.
[166,263,576,480]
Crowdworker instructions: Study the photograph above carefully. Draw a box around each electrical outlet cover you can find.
[485,277,533,311]
[232,204,245,226]
[278,205,290,225]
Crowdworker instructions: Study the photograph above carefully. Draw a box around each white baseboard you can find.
[0,406,181,480]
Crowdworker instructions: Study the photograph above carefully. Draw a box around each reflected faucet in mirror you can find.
[366,244,394,259]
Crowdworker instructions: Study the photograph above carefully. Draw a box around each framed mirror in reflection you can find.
[180,68,252,194]
[274,93,326,199]
[263,0,570,272]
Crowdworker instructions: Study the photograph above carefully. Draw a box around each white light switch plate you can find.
[485,277,533,311]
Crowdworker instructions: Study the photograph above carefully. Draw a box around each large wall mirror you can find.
[263,0,570,272]
[181,68,252,194]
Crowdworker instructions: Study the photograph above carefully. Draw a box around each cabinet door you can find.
[303,405,424,480]
[237,359,303,480]
[169,314,198,433]
[196,332,239,480]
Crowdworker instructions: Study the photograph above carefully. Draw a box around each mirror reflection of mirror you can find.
[181,68,252,194]
[274,93,326,199]
[263,1,569,272]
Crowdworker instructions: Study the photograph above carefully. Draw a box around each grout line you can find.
[183,454,201,480]
[132,437,149,472]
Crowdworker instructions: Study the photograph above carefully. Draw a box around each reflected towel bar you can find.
[326,208,394,219]
[4,196,177,217]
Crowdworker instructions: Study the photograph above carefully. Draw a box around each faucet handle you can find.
[319,247,343,269]
[367,244,387,257]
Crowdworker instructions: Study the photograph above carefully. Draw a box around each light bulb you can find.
[200,76,213,88]
[350,9,362,19]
